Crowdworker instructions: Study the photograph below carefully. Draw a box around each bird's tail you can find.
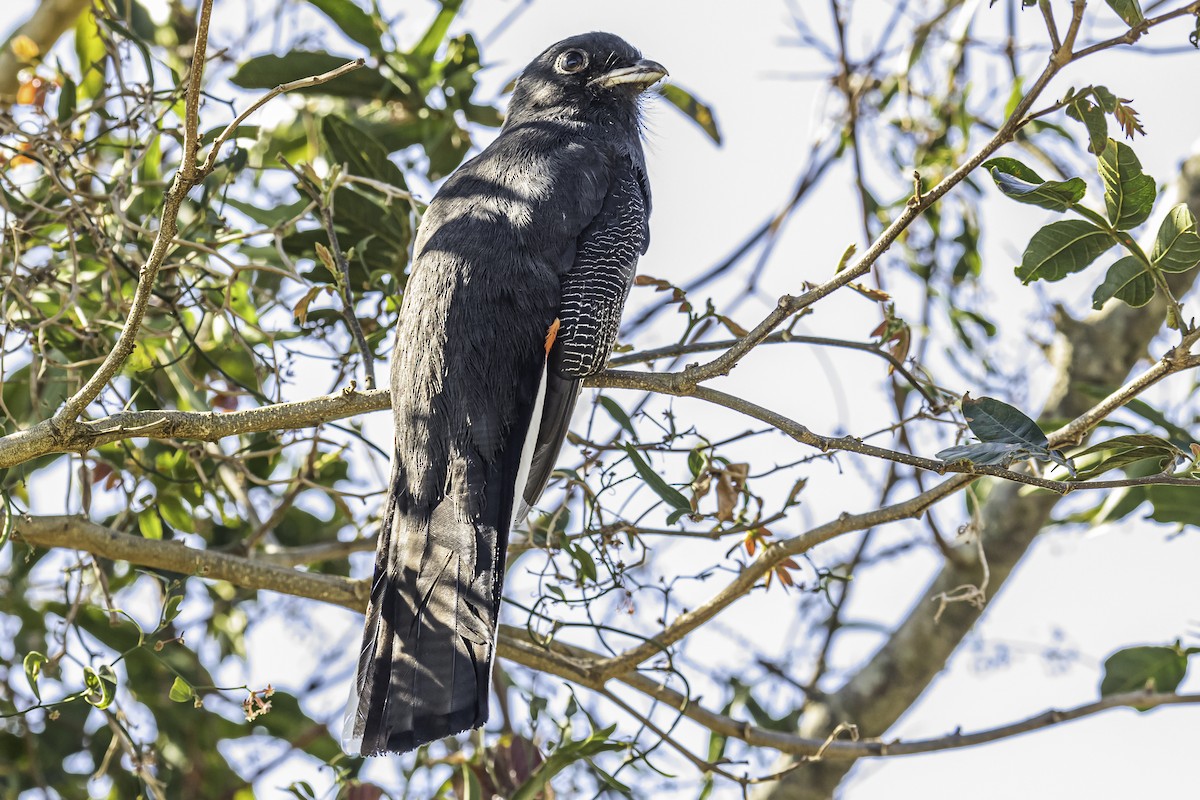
[342,452,512,756]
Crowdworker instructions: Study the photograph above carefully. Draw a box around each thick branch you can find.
[12,515,367,610]
[0,387,390,470]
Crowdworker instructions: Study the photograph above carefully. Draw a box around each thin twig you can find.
[279,155,378,390]
[198,59,365,176]
[48,0,215,431]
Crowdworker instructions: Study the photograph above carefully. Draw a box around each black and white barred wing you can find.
[518,159,650,517]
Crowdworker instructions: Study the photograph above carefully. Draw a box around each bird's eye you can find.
[555,49,588,74]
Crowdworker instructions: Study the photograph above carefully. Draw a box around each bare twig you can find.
[1038,0,1062,52]
[609,332,945,408]
[1071,0,1200,60]
[198,59,365,176]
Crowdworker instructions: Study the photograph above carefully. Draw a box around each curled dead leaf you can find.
[292,284,325,324]
[690,472,712,512]
[715,463,749,523]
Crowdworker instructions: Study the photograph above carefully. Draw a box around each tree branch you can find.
[12,513,1197,766]
[198,59,364,176]
[759,153,1200,799]
[47,0,214,430]
[608,332,944,409]
[1071,0,1200,60]
[0,387,390,470]
[12,514,367,611]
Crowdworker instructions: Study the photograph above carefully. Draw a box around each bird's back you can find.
[391,121,614,507]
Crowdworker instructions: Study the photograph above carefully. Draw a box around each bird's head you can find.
[507,32,667,127]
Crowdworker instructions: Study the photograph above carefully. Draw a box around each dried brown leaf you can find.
[292,284,325,325]
[690,472,712,512]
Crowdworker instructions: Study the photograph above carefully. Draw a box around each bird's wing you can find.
[517,156,650,517]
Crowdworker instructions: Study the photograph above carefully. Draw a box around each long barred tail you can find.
[342,451,513,756]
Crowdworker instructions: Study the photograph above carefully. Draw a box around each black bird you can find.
[342,32,665,756]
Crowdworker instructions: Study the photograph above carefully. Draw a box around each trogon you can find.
[342,32,665,756]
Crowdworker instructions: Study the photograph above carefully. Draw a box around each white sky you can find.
[5,0,1200,798]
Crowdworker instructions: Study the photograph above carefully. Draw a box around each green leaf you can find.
[510,723,624,800]
[962,395,1049,447]
[1015,220,1115,283]
[411,0,461,63]
[139,511,163,540]
[231,51,399,100]
[158,492,194,534]
[1150,203,1200,273]
[286,781,318,800]
[1145,482,1200,527]
[1104,0,1145,26]
[163,594,184,624]
[936,441,1051,467]
[1071,434,1184,480]
[440,33,484,102]
[657,84,722,144]
[169,676,195,703]
[622,445,691,515]
[74,9,107,102]
[23,651,47,700]
[1092,485,1149,525]
[530,506,569,548]
[221,196,310,228]
[199,124,260,147]
[83,665,116,709]
[1065,92,1109,154]
[939,395,1076,473]
[1121,398,1197,448]
[598,396,636,438]
[0,492,11,550]
[422,114,472,180]
[570,543,598,584]
[320,115,407,187]
[1100,645,1187,701]
[1092,255,1154,309]
[56,76,77,125]
[1098,139,1156,230]
[304,0,382,51]
[982,157,1086,212]
[1092,86,1120,113]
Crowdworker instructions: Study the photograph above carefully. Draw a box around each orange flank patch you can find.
[544,317,560,356]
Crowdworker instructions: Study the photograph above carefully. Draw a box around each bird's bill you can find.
[592,59,668,90]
